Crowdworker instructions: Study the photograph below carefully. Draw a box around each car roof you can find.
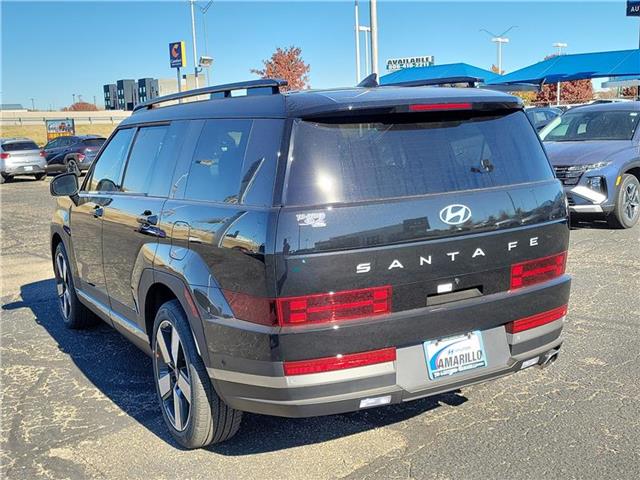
[1,137,37,144]
[566,101,640,113]
[123,85,521,126]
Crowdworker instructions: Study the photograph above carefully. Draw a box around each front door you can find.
[71,128,135,308]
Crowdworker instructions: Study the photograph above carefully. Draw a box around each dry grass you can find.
[0,124,117,147]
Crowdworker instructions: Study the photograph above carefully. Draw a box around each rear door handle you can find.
[93,205,103,218]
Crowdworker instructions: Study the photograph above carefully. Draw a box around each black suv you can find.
[50,79,571,448]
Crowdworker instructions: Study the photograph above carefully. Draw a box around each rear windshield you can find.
[82,139,105,147]
[2,141,39,151]
[285,110,553,206]
[541,110,639,142]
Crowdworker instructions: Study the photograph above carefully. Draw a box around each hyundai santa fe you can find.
[49,79,572,448]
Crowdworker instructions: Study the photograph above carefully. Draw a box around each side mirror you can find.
[50,173,79,197]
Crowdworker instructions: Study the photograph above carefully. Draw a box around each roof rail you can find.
[133,78,288,112]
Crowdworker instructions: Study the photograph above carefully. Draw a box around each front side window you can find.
[88,128,134,192]
[542,110,639,142]
[286,110,553,206]
[121,126,169,195]
[184,119,252,203]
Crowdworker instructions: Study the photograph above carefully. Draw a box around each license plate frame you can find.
[24,166,33,171]
[424,331,487,380]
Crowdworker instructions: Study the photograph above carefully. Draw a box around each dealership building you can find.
[103,74,199,111]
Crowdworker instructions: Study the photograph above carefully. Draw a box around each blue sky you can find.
[1,1,638,109]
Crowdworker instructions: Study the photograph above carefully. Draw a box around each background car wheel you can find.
[0,174,11,184]
[35,173,47,181]
[152,300,242,448]
[608,174,640,229]
[66,158,80,177]
[53,242,99,329]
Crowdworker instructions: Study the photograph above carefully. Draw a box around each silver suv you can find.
[0,138,47,183]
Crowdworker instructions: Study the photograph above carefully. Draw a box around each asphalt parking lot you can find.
[1,177,639,480]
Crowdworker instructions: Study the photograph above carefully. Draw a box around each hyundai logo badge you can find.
[439,204,472,225]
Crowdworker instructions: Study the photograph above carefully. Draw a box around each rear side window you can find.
[2,141,39,151]
[121,126,169,194]
[184,119,252,203]
[286,111,553,205]
[88,128,134,192]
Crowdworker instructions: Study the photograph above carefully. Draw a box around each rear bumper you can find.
[211,324,564,417]
[1,164,46,175]
[203,276,570,417]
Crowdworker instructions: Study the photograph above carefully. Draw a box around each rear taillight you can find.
[222,285,393,327]
[0,152,10,159]
[276,286,392,326]
[78,154,86,161]
[510,252,567,290]
[409,102,472,112]
[39,150,45,157]
[283,347,396,376]
[506,305,567,334]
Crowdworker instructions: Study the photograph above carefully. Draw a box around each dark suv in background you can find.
[44,135,106,176]
[50,79,571,448]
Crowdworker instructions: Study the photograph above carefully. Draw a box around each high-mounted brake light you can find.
[276,286,392,326]
[283,347,396,376]
[506,305,568,334]
[510,252,567,290]
[408,103,472,112]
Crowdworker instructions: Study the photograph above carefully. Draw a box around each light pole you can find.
[370,0,379,76]
[553,42,568,106]
[354,1,361,82]
[199,0,214,86]
[30,98,35,111]
[72,93,76,104]
[480,26,517,74]
[189,0,199,89]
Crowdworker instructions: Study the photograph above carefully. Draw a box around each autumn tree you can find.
[252,46,310,91]
[534,55,593,105]
[63,102,98,111]
[621,86,638,99]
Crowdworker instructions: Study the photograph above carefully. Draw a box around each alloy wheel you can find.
[67,159,79,176]
[623,182,639,222]
[55,251,71,320]
[155,320,192,431]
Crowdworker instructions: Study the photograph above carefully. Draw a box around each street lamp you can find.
[480,26,517,74]
[553,42,568,106]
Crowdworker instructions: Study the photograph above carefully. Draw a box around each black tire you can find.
[35,173,47,181]
[0,174,10,184]
[608,174,640,229]
[152,300,242,448]
[53,242,99,329]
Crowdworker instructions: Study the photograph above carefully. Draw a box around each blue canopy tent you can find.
[487,49,640,86]
[379,62,501,86]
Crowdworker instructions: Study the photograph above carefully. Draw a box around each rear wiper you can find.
[470,158,494,173]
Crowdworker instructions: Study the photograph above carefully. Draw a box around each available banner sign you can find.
[386,56,435,71]
[45,119,75,142]
[628,0,640,16]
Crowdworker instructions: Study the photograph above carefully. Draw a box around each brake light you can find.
[0,152,9,159]
[276,286,392,326]
[510,252,567,289]
[39,150,45,157]
[78,154,86,161]
[409,103,472,112]
[283,347,396,376]
[506,305,567,334]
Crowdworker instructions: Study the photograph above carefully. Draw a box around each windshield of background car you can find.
[541,110,639,142]
[285,110,553,206]
[2,141,39,151]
